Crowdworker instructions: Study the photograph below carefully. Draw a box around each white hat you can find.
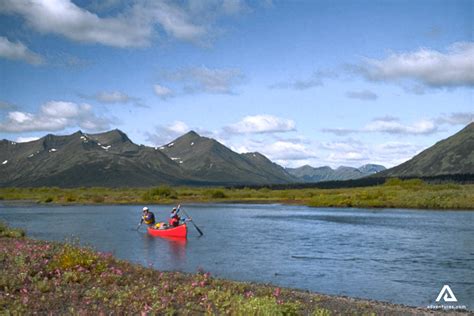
[143,207,149,211]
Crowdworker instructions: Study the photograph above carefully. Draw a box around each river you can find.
[0,203,472,309]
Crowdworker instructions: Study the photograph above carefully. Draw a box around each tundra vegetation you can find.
[0,223,435,314]
[0,179,472,209]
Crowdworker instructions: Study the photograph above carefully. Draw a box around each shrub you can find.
[44,196,53,203]
[92,195,105,203]
[48,242,106,273]
[0,222,25,238]
[142,185,177,201]
[210,190,227,198]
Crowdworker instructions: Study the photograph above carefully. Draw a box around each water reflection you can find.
[164,237,187,262]
[141,234,187,269]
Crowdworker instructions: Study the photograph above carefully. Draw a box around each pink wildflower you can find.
[273,287,281,297]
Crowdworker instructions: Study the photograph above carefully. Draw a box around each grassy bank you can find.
[0,223,453,315]
[0,179,473,209]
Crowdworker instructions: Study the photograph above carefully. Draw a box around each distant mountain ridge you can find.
[286,164,386,183]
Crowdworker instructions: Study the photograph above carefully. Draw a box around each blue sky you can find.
[0,0,472,168]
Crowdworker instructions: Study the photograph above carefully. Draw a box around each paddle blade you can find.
[192,222,204,236]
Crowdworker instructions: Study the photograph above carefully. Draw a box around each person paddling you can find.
[140,207,156,227]
[169,205,191,227]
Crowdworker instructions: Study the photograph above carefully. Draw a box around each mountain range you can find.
[286,164,386,183]
[0,130,296,187]
[0,122,472,187]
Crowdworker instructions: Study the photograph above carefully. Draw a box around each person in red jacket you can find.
[168,205,191,227]
[169,206,181,227]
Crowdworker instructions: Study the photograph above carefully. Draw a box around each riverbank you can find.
[1,179,473,210]
[0,223,465,315]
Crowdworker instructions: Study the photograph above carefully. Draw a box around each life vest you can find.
[169,214,180,227]
[142,212,155,225]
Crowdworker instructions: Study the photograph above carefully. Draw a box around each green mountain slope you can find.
[378,122,474,177]
[158,131,294,185]
[0,130,186,187]
[0,130,295,187]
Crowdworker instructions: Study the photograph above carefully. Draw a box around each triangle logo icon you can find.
[435,285,458,303]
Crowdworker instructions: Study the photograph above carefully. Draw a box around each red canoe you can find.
[147,224,187,238]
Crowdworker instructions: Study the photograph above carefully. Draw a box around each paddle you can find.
[179,206,203,236]
[136,222,142,231]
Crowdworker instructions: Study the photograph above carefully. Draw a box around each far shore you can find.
[0,223,469,315]
[1,179,473,210]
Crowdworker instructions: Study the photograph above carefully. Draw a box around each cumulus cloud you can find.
[269,70,338,90]
[345,90,378,101]
[435,112,474,126]
[323,117,439,136]
[153,84,174,100]
[0,0,251,48]
[225,114,296,134]
[319,139,424,168]
[80,91,146,107]
[0,36,43,65]
[321,127,357,136]
[354,42,474,90]
[145,121,191,145]
[16,136,40,143]
[161,66,244,94]
[364,117,437,135]
[0,101,110,133]
[262,141,318,161]
[95,91,131,103]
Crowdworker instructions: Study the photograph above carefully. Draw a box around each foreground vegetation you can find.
[0,178,473,209]
[0,223,447,315]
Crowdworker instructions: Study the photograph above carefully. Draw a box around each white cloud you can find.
[262,141,318,160]
[0,0,251,48]
[323,117,440,136]
[145,121,191,145]
[95,91,131,103]
[435,112,474,126]
[80,91,146,107]
[162,66,244,94]
[41,101,81,118]
[0,0,151,47]
[355,42,474,89]
[270,70,338,90]
[317,139,424,168]
[16,136,40,143]
[0,101,110,132]
[151,1,206,43]
[364,118,437,135]
[345,90,378,100]
[321,127,357,136]
[153,84,174,99]
[0,36,43,65]
[225,114,296,134]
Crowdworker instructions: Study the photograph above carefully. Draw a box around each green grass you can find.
[0,179,473,209]
[0,221,25,238]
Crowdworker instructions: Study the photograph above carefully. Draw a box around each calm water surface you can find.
[1,203,472,309]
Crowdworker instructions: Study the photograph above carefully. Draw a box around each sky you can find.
[0,0,472,168]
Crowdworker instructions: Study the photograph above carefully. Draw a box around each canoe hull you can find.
[147,224,187,238]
